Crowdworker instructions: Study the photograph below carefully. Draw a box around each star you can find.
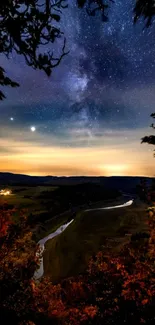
[30,126,36,132]
[0,0,154,178]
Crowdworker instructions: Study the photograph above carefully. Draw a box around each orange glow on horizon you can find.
[0,126,154,177]
[0,144,154,177]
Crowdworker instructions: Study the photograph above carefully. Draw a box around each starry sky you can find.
[0,0,155,177]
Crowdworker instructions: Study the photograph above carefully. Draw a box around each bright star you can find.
[30,126,36,132]
[10,117,14,121]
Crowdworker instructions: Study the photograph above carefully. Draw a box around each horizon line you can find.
[0,171,154,178]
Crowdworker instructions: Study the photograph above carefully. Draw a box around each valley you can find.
[0,174,150,284]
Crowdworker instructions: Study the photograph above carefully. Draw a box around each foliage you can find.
[79,0,155,26]
[31,276,98,325]
[134,0,155,27]
[0,0,69,99]
[59,205,155,325]
[43,203,155,325]
[0,66,19,100]
[0,206,48,325]
[0,201,155,324]
[88,206,155,324]
[77,0,114,22]
[142,113,155,152]
[0,205,98,325]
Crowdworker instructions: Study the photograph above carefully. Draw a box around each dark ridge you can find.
[0,172,153,193]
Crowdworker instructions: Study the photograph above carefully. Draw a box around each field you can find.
[0,186,57,214]
[0,183,121,239]
[44,200,148,283]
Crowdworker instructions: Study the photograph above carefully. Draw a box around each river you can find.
[34,199,134,280]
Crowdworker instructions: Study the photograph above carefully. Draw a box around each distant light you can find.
[30,126,36,132]
[0,189,11,196]
[10,117,14,121]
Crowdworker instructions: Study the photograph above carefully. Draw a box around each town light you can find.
[0,189,11,196]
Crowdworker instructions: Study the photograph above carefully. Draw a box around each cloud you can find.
[0,123,152,148]
[0,124,154,176]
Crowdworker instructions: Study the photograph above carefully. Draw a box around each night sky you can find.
[0,0,155,176]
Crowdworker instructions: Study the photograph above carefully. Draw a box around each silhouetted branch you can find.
[134,0,155,27]
[141,135,155,145]
[0,0,68,99]
[77,0,114,21]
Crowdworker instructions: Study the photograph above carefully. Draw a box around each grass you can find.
[34,213,71,242]
[0,194,43,219]
[36,196,126,241]
[44,201,148,283]
[0,184,121,230]
[0,186,58,216]
[0,185,75,241]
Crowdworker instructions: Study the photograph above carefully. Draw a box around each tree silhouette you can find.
[0,206,64,325]
[78,0,155,26]
[0,0,69,100]
[77,0,113,22]
[142,113,155,154]
[134,0,155,27]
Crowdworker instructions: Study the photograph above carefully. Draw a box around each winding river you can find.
[34,199,134,280]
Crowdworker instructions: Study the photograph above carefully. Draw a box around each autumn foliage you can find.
[0,206,41,324]
[0,204,155,325]
[0,207,97,325]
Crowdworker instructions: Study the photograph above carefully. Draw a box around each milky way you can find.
[0,0,155,176]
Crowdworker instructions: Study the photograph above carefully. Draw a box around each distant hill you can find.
[0,172,153,193]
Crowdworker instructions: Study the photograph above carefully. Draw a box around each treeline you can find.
[32,183,120,223]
